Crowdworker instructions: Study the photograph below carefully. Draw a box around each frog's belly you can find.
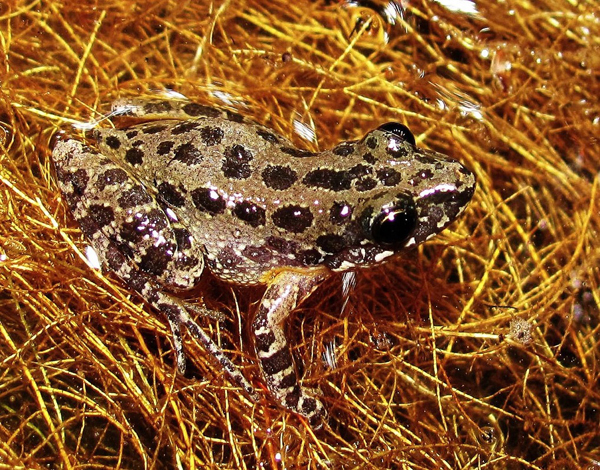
[200,239,300,285]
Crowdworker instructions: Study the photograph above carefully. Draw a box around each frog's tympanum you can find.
[52,99,476,427]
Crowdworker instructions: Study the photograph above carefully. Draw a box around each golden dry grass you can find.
[1,0,599,468]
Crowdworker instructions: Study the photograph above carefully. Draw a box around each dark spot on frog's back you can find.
[191,187,226,214]
[145,208,169,232]
[125,147,145,165]
[91,205,115,225]
[173,227,193,250]
[266,236,300,255]
[303,168,352,191]
[349,164,377,191]
[365,136,377,149]
[280,147,316,158]
[349,164,371,178]
[118,185,153,209]
[173,142,203,165]
[96,168,129,191]
[171,121,201,135]
[362,152,376,164]
[199,126,224,146]
[142,124,168,134]
[386,144,410,159]
[261,165,298,190]
[355,177,378,192]
[105,243,130,273]
[181,103,222,118]
[226,110,245,123]
[233,201,266,227]
[157,182,186,207]
[256,129,279,144]
[178,253,201,269]
[222,145,253,179]
[157,141,174,155]
[377,168,401,186]
[298,249,322,266]
[182,102,221,118]
[105,135,121,149]
[333,143,355,157]
[144,101,173,114]
[119,208,168,245]
[272,205,314,233]
[125,130,138,139]
[419,168,434,179]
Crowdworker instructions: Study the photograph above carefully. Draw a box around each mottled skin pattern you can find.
[52,98,476,427]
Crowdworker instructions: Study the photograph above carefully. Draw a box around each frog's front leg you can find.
[99,231,257,401]
[253,268,329,427]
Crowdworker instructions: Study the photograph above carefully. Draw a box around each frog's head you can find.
[322,123,476,271]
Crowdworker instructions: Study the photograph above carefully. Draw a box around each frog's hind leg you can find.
[252,269,329,428]
[53,138,259,401]
[109,97,243,124]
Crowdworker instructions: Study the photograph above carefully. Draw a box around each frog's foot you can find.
[254,318,326,426]
[182,301,225,321]
[253,268,329,428]
[162,299,260,402]
[112,245,259,400]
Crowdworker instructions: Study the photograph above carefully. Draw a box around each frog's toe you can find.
[165,312,187,374]
[183,301,226,321]
[297,393,326,429]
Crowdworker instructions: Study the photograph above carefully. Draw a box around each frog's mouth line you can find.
[325,244,397,272]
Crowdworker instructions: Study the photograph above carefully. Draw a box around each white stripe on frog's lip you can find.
[419,183,457,198]
[374,250,394,263]
[334,249,394,271]
[338,260,357,270]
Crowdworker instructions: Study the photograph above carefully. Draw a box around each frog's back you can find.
[95,116,475,285]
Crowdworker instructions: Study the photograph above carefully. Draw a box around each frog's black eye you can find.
[377,122,416,147]
[370,198,417,247]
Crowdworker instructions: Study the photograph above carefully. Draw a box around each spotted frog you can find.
[52,98,476,427]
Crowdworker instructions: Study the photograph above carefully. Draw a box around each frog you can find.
[51,98,476,428]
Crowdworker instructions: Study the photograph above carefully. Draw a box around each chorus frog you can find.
[52,98,476,427]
